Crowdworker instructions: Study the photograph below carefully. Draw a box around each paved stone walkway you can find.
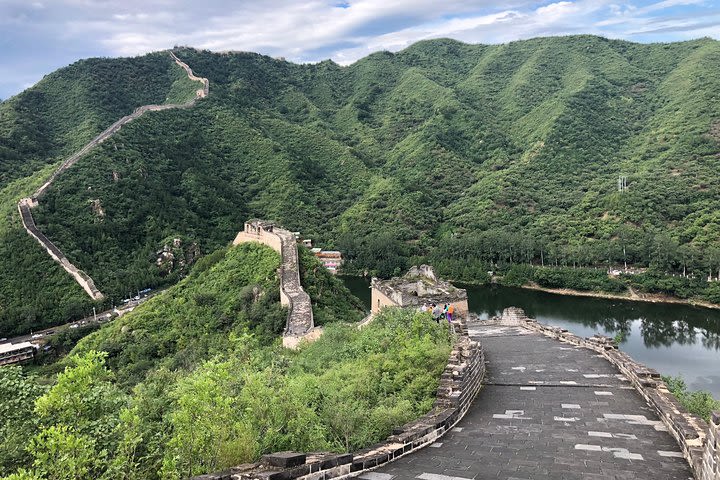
[364,320,694,480]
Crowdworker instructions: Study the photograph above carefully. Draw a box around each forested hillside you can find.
[0,53,199,337]
[0,243,442,479]
[3,36,720,335]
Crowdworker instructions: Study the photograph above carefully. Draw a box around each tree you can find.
[27,425,102,480]
[30,351,127,478]
[161,361,257,479]
[0,368,46,475]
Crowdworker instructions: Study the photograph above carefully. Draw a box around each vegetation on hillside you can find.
[0,242,448,479]
[0,52,198,338]
[663,375,720,421]
[3,36,720,334]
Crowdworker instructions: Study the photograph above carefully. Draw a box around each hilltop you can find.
[1,35,720,335]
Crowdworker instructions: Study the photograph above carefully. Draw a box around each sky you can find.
[1,0,719,100]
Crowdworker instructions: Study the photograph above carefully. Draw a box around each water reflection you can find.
[341,277,720,396]
[462,284,720,351]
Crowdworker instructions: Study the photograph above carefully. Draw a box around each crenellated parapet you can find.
[702,412,720,480]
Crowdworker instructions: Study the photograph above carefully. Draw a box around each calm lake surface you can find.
[341,277,720,397]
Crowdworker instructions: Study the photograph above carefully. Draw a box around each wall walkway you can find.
[233,220,315,348]
[18,52,209,301]
[188,306,720,480]
[369,310,696,479]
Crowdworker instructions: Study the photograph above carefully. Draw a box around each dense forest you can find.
[2,35,720,336]
[0,53,200,337]
[0,242,448,479]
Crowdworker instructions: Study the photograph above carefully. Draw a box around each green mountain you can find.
[2,35,720,335]
[0,53,200,337]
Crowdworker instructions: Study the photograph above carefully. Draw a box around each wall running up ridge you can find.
[17,52,209,301]
[233,220,316,348]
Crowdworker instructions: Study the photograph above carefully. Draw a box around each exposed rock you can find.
[89,199,105,219]
[155,238,200,276]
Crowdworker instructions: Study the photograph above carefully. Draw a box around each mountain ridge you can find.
[1,35,720,335]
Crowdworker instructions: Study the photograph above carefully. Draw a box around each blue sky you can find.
[1,0,719,99]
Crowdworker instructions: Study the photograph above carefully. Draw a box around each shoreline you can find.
[517,282,720,311]
[339,273,720,311]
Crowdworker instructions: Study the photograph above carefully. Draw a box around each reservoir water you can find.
[341,277,720,398]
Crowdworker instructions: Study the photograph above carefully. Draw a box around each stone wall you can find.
[190,315,485,480]
[701,412,720,480]
[18,52,209,301]
[233,228,286,306]
[233,220,315,349]
[370,281,398,314]
[370,266,469,317]
[18,199,104,300]
[499,307,710,477]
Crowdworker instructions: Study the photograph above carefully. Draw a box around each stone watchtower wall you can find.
[702,412,720,480]
[233,220,316,348]
[371,265,469,317]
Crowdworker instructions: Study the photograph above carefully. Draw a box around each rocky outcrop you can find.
[154,237,200,276]
[17,52,209,301]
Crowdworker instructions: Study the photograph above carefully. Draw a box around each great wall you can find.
[193,305,720,480]
[9,50,720,480]
[233,220,318,348]
[17,51,209,301]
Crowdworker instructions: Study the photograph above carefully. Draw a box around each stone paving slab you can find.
[367,320,694,480]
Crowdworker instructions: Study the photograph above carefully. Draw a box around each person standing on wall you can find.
[432,304,441,323]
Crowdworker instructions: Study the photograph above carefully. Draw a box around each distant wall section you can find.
[18,51,209,302]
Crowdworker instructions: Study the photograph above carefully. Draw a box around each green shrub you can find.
[663,375,720,421]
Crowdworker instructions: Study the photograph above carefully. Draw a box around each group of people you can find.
[419,302,455,323]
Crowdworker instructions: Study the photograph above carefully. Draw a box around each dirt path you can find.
[18,52,209,301]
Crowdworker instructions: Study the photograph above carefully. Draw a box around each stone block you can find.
[192,471,234,480]
[323,464,351,479]
[261,452,306,468]
[712,411,720,426]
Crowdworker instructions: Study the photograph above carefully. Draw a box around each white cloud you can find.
[0,0,718,98]
[536,1,579,18]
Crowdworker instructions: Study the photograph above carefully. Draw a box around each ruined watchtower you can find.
[370,265,469,316]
